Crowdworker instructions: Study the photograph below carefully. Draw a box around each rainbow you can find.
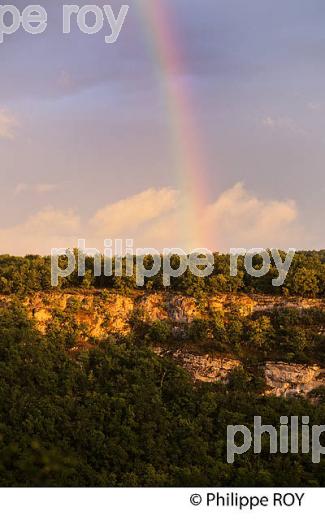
[136,0,211,250]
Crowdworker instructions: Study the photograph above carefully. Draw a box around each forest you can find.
[1,250,325,297]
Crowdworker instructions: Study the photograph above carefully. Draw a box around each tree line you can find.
[1,250,325,297]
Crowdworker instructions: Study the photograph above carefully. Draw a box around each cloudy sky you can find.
[1,0,325,254]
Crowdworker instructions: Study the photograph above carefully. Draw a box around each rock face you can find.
[168,351,241,383]
[264,362,325,398]
[167,354,325,398]
[2,290,325,399]
[2,290,325,339]
[137,294,200,323]
[23,292,135,338]
[154,348,325,398]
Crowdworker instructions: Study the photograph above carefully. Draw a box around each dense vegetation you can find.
[1,250,325,297]
[0,303,325,487]
[131,306,325,365]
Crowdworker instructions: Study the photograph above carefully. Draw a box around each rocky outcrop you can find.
[208,293,325,315]
[138,294,201,323]
[264,362,325,398]
[161,349,241,383]
[24,292,134,337]
[154,349,325,398]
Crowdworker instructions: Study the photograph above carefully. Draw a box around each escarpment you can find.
[1,290,325,399]
[11,290,325,336]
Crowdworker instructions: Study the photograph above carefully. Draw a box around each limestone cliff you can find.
[1,290,325,399]
[154,347,241,383]
[13,291,325,338]
[264,362,325,398]
[155,349,325,398]
[172,352,241,383]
